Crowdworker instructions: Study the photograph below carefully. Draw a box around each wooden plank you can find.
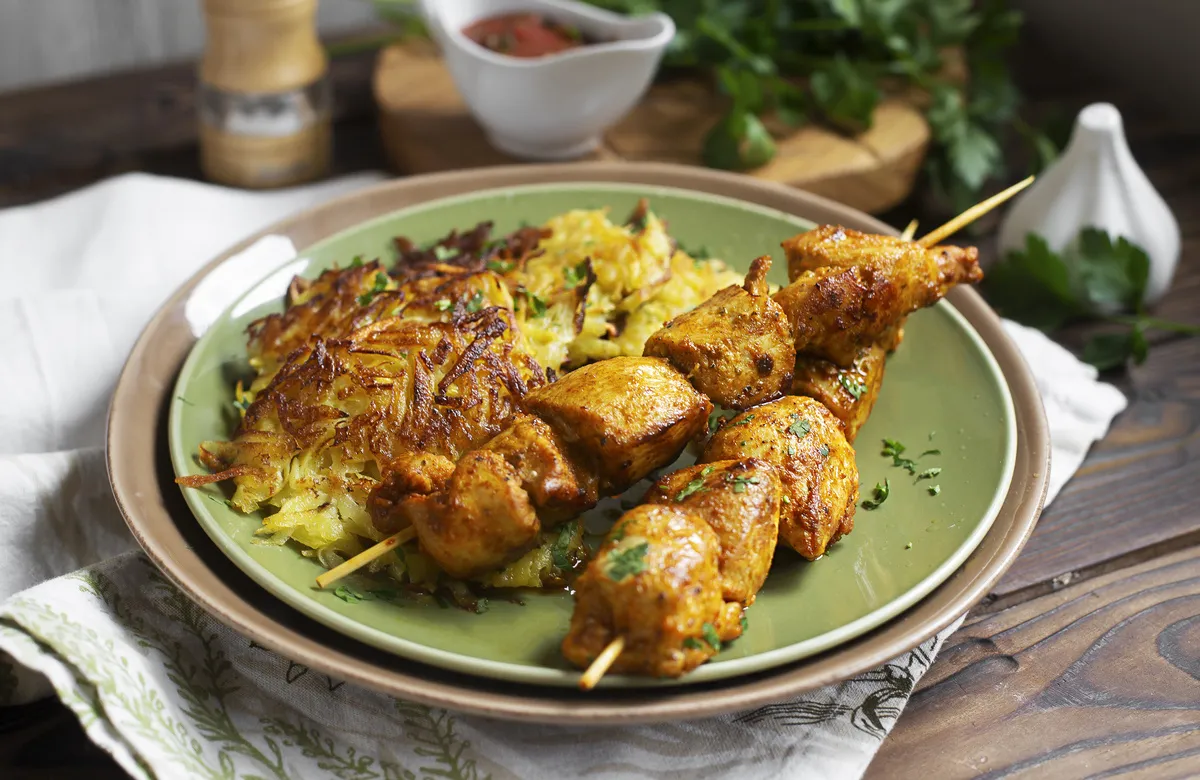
[373,43,930,215]
[984,102,1200,602]
[867,545,1200,778]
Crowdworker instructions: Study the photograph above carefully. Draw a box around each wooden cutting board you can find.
[373,42,930,214]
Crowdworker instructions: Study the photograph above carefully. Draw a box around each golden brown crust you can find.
[643,459,781,604]
[561,505,743,677]
[481,413,599,524]
[702,396,857,561]
[643,256,794,410]
[523,356,713,495]
[791,343,888,443]
[774,226,982,366]
[398,450,541,580]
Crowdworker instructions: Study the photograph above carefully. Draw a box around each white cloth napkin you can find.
[0,173,1128,780]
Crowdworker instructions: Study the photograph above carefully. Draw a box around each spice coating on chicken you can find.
[397,450,541,580]
[562,505,744,677]
[523,356,713,495]
[481,413,598,524]
[773,226,982,366]
[702,396,857,560]
[792,343,888,443]
[643,459,781,605]
[643,256,795,410]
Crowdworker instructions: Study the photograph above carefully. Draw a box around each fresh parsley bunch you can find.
[986,229,1199,370]
[587,0,1044,213]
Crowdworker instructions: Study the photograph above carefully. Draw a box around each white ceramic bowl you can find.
[419,0,674,160]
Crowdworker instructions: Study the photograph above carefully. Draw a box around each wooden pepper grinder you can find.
[198,0,332,188]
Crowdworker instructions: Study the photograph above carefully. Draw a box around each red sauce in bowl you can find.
[461,13,588,58]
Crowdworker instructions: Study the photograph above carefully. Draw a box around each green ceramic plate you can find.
[170,182,1016,688]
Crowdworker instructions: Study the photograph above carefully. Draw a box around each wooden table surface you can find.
[2,31,1198,780]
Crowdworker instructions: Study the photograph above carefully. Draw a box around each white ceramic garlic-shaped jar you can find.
[997,102,1180,308]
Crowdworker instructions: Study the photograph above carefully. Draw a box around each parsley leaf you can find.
[604,542,649,582]
[810,52,880,132]
[701,622,723,652]
[838,373,867,400]
[683,637,705,651]
[487,259,515,273]
[432,245,457,261]
[349,255,364,268]
[433,298,452,312]
[728,474,761,494]
[703,109,776,171]
[861,479,890,510]
[356,272,389,307]
[674,466,715,502]
[551,519,580,570]
[788,414,810,438]
[563,260,591,288]
[333,585,366,604]
[928,484,941,496]
[518,287,547,317]
[987,228,1199,370]
[465,290,485,313]
[917,467,942,481]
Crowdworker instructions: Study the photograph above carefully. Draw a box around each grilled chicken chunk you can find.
[791,343,888,443]
[523,356,713,495]
[643,256,794,410]
[703,396,857,560]
[398,450,541,580]
[481,413,598,524]
[773,227,982,366]
[643,459,781,604]
[562,505,743,678]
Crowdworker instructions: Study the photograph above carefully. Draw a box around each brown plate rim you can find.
[107,162,1050,725]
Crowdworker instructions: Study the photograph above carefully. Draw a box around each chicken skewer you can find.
[570,185,1032,686]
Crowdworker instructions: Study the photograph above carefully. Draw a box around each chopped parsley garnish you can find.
[333,585,366,604]
[563,260,590,288]
[356,272,389,306]
[518,286,547,317]
[701,622,723,652]
[928,484,941,496]
[788,414,811,438]
[683,637,704,651]
[787,444,796,457]
[881,438,919,474]
[740,614,749,632]
[726,473,761,494]
[609,523,627,543]
[551,520,580,570]
[605,541,649,581]
[432,244,457,261]
[781,495,790,505]
[920,449,942,457]
[349,255,364,267]
[433,298,452,312]
[728,414,755,428]
[819,444,830,457]
[232,397,251,413]
[486,259,515,273]
[916,467,942,481]
[465,290,485,313]
[861,479,890,510]
[674,466,715,502]
[838,373,867,400]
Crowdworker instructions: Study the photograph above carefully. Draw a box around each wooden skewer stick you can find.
[315,527,417,589]
[917,175,1035,248]
[579,636,626,690]
[900,219,919,241]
